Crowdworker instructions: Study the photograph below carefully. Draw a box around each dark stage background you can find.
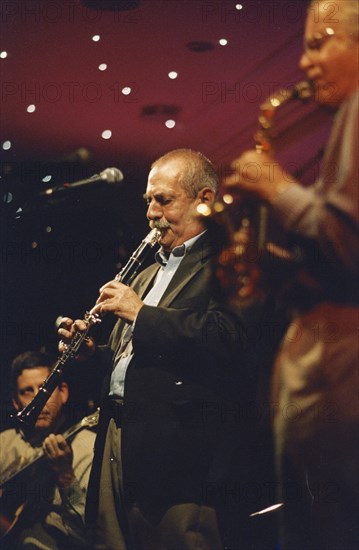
[0,161,152,427]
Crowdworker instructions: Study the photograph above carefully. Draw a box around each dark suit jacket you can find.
[86,232,245,524]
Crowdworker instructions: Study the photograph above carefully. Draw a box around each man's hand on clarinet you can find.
[90,280,144,323]
[58,317,96,361]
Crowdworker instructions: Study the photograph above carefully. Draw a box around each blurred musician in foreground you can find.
[0,351,96,549]
[59,149,247,550]
[223,1,359,548]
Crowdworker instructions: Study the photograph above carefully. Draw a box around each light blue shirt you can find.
[109,232,205,397]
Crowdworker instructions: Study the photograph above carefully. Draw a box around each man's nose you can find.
[299,50,312,72]
[146,201,162,220]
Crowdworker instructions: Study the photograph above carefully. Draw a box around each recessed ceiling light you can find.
[92,35,100,42]
[2,140,11,150]
[0,51,8,59]
[235,3,244,10]
[168,71,178,80]
[122,86,132,95]
[98,63,107,71]
[165,120,176,128]
[27,104,36,113]
[219,39,228,46]
[102,130,112,139]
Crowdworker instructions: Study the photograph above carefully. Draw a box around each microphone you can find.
[39,167,124,196]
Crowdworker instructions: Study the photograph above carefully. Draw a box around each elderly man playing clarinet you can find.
[59,148,247,550]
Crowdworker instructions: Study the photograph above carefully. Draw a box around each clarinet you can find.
[15,228,161,427]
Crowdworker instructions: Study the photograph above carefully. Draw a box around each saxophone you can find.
[15,228,161,427]
[205,81,313,308]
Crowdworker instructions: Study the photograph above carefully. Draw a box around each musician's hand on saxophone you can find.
[90,280,144,323]
[58,317,96,361]
[223,149,297,202]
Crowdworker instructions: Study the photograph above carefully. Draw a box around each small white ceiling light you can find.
[2,140,11,150]
[101,130,112,139]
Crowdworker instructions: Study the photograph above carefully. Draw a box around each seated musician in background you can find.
[59,149,248,550]
[0,350,96,549]
[223,1,359,549]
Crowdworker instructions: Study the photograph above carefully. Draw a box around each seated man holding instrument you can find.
[0,350,96,550]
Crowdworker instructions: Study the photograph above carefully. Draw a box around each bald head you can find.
[151,149,218,198]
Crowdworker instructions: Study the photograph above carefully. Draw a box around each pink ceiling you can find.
[1,0,332,187]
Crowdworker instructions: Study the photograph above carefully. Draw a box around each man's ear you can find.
[198,187,215,205]
[58,381,69,405]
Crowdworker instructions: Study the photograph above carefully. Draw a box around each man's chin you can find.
[158,230,173,249]
[314,82,342,106]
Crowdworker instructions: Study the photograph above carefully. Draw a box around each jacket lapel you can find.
[133,264,159,299]
[109,264,159,357]
[158,233,213,308]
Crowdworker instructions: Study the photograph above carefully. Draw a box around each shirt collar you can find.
[155,230,206,267]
